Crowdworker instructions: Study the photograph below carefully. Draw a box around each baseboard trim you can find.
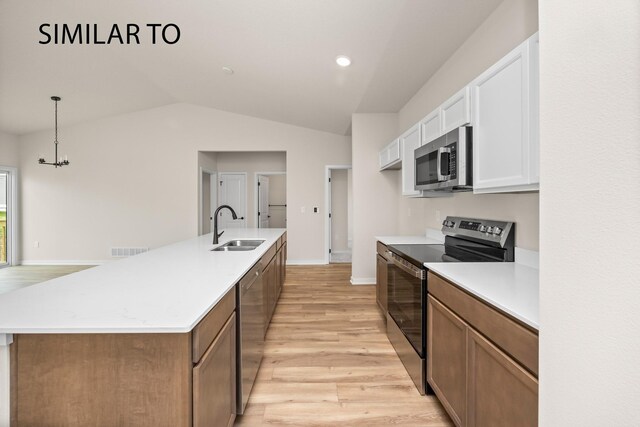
[286,259,327,266]
[350,277,375,285]
[20,260,109,266]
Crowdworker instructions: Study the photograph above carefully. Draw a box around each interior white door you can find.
[258,175,270,228]
[218,173,247,229]
[0,171,8,266]
[328,170,332,256]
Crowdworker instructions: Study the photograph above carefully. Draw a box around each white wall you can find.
[18,103,350,263]
[396,0,540,250]
[0,131,19,167]
[351,114,399,283]
[215,151,286,228]
[330,169,349,252]
[539,1,640,424]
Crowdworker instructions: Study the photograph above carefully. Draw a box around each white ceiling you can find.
[0,0,502,136]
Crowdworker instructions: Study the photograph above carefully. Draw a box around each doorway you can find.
[217,172,247,229]
[325,166,352,264]
[256,172,286,229]
[199,168,217,235]
[0,167,17,267]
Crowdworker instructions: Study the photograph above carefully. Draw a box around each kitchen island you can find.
[0,228,286,426]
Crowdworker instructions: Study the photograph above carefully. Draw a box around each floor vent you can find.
[110,247,149,258]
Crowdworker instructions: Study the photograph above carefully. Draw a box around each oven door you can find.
[387,254,426,357]
[415,134,457,191]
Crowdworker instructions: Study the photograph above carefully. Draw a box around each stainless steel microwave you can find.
[414,126,472,191]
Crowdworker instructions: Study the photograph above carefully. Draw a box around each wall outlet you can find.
[435,210,441,223]
[313,207,319,213]
[300,206,306,213]
[34,241,39,248]
[407,207,412,217]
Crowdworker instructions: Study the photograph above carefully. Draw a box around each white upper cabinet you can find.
[400,123,421,196]
[440,87,471,134]
[420,109,441,146]
[379,138,401,170]
[471,32,539,193]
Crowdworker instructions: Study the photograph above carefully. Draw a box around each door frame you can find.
[198,167,217,235]
[0,166,18,267]
[324,165,351,264]
[253,172,286,229]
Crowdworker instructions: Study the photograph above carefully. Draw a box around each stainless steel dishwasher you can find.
[237,262,265,414]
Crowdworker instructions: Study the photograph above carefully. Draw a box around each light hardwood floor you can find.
[0,265,93,295]
[236,264,453,426]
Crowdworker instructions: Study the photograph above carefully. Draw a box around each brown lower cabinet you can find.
[11,287,238,427]
[375,242,388,312]
[427,272,538,427]
[264,234,287,335]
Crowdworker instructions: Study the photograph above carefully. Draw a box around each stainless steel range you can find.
[385,216,515,394]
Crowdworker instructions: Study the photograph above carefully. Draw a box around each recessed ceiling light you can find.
[335,55,351,67]
[222,66,234,75]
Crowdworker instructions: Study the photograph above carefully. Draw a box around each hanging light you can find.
[38,96,70,168]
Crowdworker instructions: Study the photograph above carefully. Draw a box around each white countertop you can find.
[0,228,285,334]
[424,262,539,330]
[376,235,443,245]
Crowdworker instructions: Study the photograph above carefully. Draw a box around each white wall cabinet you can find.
[400,123,421,196]
[441,87,471,135]
[379,138,402,170]
[471,32,539,193]
[420,109,441,146]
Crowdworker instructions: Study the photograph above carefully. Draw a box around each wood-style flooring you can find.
[0,265,93,295]
[236,264,452,426]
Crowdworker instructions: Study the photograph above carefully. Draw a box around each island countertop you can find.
[0,228,285,334]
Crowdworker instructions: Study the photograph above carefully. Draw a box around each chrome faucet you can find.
[213,205,238,244]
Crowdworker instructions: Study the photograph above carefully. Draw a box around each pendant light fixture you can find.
[38,96,70,168]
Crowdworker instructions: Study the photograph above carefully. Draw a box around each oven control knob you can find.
[486,226,494,233]
[493,227,503,236]
[479,225,487,232]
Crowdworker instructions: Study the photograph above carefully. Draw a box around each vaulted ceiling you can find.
[0,0,502,136]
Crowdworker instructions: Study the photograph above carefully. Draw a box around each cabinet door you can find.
[420,109,441,146]
[379,149,390,169]
[427,296,467,427]
[467,328,538,427]
[193,313,236,427]
[375,254,388,312]
[263,260,273,331]
[471,37,534,193]
[400,123,421,196]
[379,139,402,170]
[441,87,471,134]
[281,242,287,286]
[270,257,278,315]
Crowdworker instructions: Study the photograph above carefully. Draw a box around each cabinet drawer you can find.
[428,272,538,376]
[376,241,388,257]
[192,287,236,363]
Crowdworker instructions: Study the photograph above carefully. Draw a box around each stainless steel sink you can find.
[223,240,265,248]
[212,246,255,252]
[211,239,265,252]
